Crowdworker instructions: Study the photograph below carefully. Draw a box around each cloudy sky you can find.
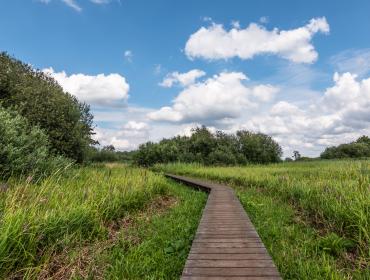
[1,0,370,157]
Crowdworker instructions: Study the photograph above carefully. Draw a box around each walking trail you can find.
[166,174,281,280]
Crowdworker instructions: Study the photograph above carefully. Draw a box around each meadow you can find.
[155,160,370,279]
[0,164,207,279]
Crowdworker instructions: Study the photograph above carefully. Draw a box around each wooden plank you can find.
[182,267,280,277]
[181,277,281,280]
[194,238,261,243]
[187,254,272,260]
[191,243,264,248]
[185,259,275,268]
[190,247,268,254]
[165,174,281,279]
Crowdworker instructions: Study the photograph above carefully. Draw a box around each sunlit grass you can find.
[0,164,206,279]
[155,160,370,279]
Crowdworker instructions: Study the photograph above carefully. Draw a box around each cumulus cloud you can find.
[94,121,151,150]
[43,68,130,107]
[91,70,370,156]
[239,72,370,156]
[185,17,329,63]
[150,72,278,123]
[159,69,206,88]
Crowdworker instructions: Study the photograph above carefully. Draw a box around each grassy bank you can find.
[0,164,207,279]
[155,160,370,279]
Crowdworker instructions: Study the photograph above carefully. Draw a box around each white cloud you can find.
[259,16,269,24]
[330,48,370,77]
[91,70,370,156]
[38,0,112,11]
[43,68,130,107]
[94,121,151,150]
[124,50,133,62]
[61,0,82,11]
[90,0,110,4]
[150,72,278,123]
[238,72,370,156]
[159,69,206,88]
[201,16,213,22]
[185,17,329,63]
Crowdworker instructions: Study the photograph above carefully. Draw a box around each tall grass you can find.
[0,165,170,278]
[155,160,370,278]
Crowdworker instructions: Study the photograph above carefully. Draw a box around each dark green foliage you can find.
[320,135,370,159]
[293,150,301,161]
[134,126,282,166]
[0,52,95,162]
[237,130,282,163]
[0,106,70,179]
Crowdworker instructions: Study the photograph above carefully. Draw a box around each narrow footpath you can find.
[166,174,281,280]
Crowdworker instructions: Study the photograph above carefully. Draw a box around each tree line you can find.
[320,136,370,159]
[133,126,283,166]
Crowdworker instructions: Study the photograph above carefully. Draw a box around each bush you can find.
[0,107,71,179]
[0,52,95,163]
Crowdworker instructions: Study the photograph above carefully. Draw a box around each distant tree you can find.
[0,52,95,162]
[285,157,293,162]
[103,145,115,152]
[236,131,282,164]
[293,151,301,161]
[190,126,216,163]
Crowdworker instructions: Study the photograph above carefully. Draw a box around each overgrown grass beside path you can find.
[155,160,370,279]
[0,164,207,279]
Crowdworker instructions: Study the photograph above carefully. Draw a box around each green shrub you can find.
[0,106,71,179]
[0,52,95,162]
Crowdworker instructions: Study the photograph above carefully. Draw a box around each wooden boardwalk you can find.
[166,174,281,280]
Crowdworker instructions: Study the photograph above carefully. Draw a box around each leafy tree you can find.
[293,150,301,161]
[236,131,282,164]
[0,52,95,162]
[103,145,115,152]
[356,135,370,145]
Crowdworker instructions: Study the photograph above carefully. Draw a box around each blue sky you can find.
[1,0,370,157]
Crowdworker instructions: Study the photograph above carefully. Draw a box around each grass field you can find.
[155,160,370,279]
[0,164,207,279]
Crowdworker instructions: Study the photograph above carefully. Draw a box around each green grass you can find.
[102,180,206,279]
[0,164,207,279]
[155,160,370,279]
